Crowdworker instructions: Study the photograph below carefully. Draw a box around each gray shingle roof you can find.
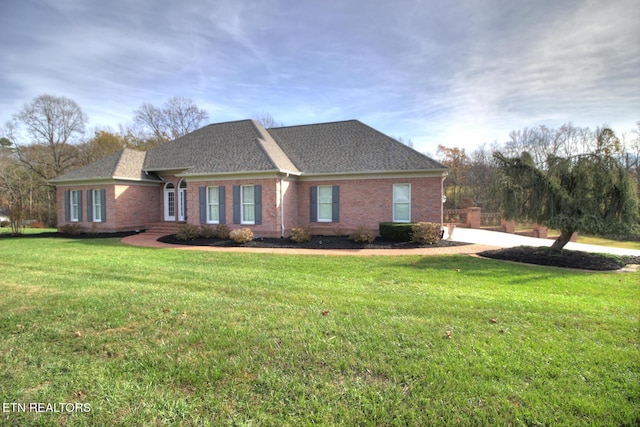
[53,119,446,183]
[50,148,159,183]
[268,120,446,174]
[143,120,299,175]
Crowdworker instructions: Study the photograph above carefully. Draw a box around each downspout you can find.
[280,176,286,238]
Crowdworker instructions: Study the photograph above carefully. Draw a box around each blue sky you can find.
[1,0,638,153]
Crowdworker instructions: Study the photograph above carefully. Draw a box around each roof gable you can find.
[50,148,157,183]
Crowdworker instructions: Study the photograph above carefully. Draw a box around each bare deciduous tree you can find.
[9,94,87,179]
[134,96,209,145]
[251,112,284,128]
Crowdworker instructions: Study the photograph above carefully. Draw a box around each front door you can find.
[164,183,175,221]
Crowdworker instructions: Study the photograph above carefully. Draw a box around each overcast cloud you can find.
[1,0,638,153]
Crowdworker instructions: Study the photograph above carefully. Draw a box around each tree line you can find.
[437,123,640,212]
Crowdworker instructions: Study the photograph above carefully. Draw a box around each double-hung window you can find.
[393,184,411,222]
[207,186,220,223]
[70,190,80,222]
[317,185,333,222]
[92,189,102,222]
[241,185,255,224]
[310,185,339,223]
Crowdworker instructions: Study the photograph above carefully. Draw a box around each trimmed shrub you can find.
[198,224,216,239]
[348,225,376,243]
[176,224,199,241]
[229,227,254,243]
[411,222,442,245]
[59,223,82,235]
[212,224,230,239]
[290,226,312,243]
[379,222,413,242]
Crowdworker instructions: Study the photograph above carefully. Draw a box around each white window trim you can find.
[241,185,255,225]
[207,186,219,224]
[70,190,80,222]
[92,189,102,222]
[393,183,411,223]
[317,185,333,222]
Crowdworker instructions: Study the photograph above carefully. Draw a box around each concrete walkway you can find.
[446,227,640,256]
[121,228,640,257]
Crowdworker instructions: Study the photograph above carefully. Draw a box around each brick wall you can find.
[297,176,444,236]
[56,183,162,232]
[187,178,282,237]
[56,174,444,236]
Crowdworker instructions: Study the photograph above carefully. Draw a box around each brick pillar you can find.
[533,224,548,238]
[465,207,481,229]
[570,232,578,242]
[501,219,515,233]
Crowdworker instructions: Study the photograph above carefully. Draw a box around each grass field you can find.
[0,237,638,426]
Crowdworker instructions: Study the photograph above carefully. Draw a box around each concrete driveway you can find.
[446,227,640,257]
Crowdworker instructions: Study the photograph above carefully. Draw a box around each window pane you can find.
[242,186,254,204]
[318,186,332,203]
[167,192,175,217]
[318,204,332,221]
[394,203,410,222]
[243,205,255,222]
[394,184,410,203]
[208,187,218,204]
[209,205,219,222]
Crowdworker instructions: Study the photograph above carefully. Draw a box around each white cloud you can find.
[1,0,638,154]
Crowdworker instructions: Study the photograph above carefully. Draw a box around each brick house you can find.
[50,120,448,237]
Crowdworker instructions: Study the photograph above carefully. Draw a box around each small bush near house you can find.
[198,225,216,239]
[348,225,376,243]
[29,220,46,229]
[411,222,442,244]
[176,224,199,241]
[212,224,230,239]
[289,226,312,243]
[229,228,254,243]
[379,222,413,241]
[59,223,82,235]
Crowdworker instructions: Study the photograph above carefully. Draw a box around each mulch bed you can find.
[157,234,468,250]
[0,230,139,239]
[479,246,640,271]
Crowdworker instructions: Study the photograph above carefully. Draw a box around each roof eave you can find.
[49,176,162,185]
[298,168,449,179]
[178,169,303,180]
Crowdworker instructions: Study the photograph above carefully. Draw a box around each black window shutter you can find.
[64,190,70,222]
[199,187,206,224]
[77,191,83,222]
[332,186,340,222]
[233,185,241,224]
[219,186,226,224]
[100,189,107,221]
[254,185,262,225]
[86,190,93,223]
[310,186,318,222]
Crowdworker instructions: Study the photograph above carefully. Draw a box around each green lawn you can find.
[0,237,638,426]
